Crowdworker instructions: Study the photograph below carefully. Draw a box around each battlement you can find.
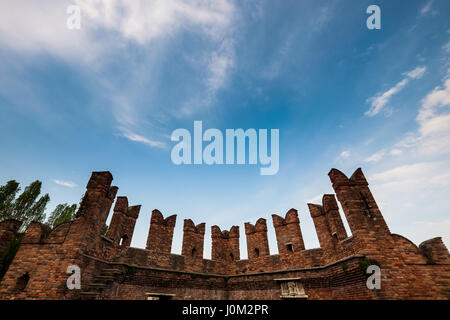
[106,196,141,247]
[245,218,270,259]
[146,210,177,253]
[211,225,240,262]
[272,209,305,255]
[182,219,205,259]
[1,168,449,300]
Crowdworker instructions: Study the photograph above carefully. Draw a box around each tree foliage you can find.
[46,203,77,229]
[0,180,20,219]
[0,180,50,231]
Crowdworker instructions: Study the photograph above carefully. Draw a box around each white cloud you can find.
[75,0,234,44]
[443,41,450,53]
[53,179,77,188]
[339,150,350,159]
[364,150,386,162]
[404,66,427,79]
[371,162,442,183]
[409,219,450,247]
[0,1,99,62]
[119,128,167,149]
[365,70,450,249]
[206,39,235,94]
[365,66,427,117]
[365,79,408,117]
[390,148,403,156]
[0,0,235,57]
[0,0,237,146]
[420,0,434,15]
[390,75,450,157]
[419,77,450,121]
[306,194,322,204]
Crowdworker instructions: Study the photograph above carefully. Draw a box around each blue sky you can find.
[0,0,449,258]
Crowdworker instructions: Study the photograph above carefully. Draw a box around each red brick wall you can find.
[0,219,22,255]
[106,196,141,247]
[211,225,240,263]
[245,218,270,259]
[0,168,449,300]
[146,210,176,253]
[272,209,305,255]
[182,219,205,259]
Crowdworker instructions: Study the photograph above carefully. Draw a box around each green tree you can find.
[46,203,77,229]
[21,194,50,231]
[10,181,49,231]
[0,180,20,220]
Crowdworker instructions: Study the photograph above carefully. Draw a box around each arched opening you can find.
[15,273,30,291]
[230,252,234,261]
[254,248,260,258]
[119,235,128,246]
[191,247,197,257]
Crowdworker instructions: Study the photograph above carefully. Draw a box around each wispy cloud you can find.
[365,66,426,117]
[119,127,167,149]
[181,36,235,115]
[339,150,350,159]
[404,66,427,79]
[371,162,441,183]
[366,67,450,160]
[309,7,330,31]
[364,150,386,162]
[443,41,450,53]
[420,0,435,15]
[75,0,235,43]
[306,194,322,204]
[0,0,237,148]
[53,179,77,188]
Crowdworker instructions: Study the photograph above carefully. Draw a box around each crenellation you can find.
[419,237,450,264]
[146,209,177,253]
[1,168,449,300]
[350,168,390,235]
[106,196,141,247]
[211,225,240,262]
[182,219,205,259]
[127,205,141,219]
[307,204,335,255]
[245,218,270,259]
[329,169,372,236]
[21,222,52,244]
[75,171,119,244]
[272,209,305,255]
[322,195,348,240]
[329,168,391,258]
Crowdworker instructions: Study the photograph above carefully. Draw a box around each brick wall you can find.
[0,219,22,255]
[0,168,448,300]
